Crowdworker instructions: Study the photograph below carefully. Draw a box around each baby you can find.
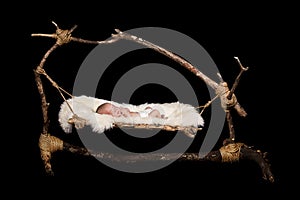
[96,102,166,119]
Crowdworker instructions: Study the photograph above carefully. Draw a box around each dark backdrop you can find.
[11,2,294,198]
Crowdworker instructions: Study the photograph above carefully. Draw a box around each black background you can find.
[10,1,296,198]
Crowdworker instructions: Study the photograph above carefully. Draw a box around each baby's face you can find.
[109,104,122,117]
[109,105,130,117]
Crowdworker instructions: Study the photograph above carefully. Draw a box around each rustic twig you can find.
[32,21,119,45]
[203,143,275,183]
[89,151,201,162]
[227,57,249,100]
[34,44,59,135]
[111,29,219,90]
[53,139,275,183]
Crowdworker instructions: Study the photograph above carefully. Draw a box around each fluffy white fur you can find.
[58,95,204,134]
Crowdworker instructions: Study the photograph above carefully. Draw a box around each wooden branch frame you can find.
[31,22,274,182]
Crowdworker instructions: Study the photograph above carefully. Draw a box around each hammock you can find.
[58,95,204,138]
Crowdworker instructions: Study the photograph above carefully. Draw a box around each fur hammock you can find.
[58,95,204,137]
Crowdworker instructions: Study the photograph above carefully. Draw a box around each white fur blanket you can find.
[58,95,204,134]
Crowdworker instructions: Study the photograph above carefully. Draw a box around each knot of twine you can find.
[39,134,63,153]
[220,142,244,163]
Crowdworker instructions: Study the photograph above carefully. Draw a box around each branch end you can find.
[52,21,59,29]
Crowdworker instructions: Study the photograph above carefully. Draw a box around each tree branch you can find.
[203,142,275,183]
[42,136,274,183]
[34,43,59,134]
[227,57,249,100]
[111,29,219,90]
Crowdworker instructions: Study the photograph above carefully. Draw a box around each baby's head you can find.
[96,103,125,117]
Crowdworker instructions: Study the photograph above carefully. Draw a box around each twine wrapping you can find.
[39,134,63,153]
[220,142,244,163]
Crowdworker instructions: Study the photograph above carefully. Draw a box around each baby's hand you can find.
[120,107,131,117]
[161,115,168,119]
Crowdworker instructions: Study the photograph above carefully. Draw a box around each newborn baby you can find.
[96,102,167,119]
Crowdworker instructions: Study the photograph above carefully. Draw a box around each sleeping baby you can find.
[96,102,167,119]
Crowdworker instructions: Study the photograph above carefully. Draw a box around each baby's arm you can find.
[120,107,140,117]
[148,108,167,119]
[120,107,131,117]
[129,112,140,117]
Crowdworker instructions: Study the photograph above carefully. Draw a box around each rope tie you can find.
[219,142,244,163]
[217,82,237,111]
[39,134,63,153]
[68,114,87,129]
[197,94,220,115]
[36,66,46,75]
[36,66,75,115]
[196,85,231,115]
[53,21,77,46]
